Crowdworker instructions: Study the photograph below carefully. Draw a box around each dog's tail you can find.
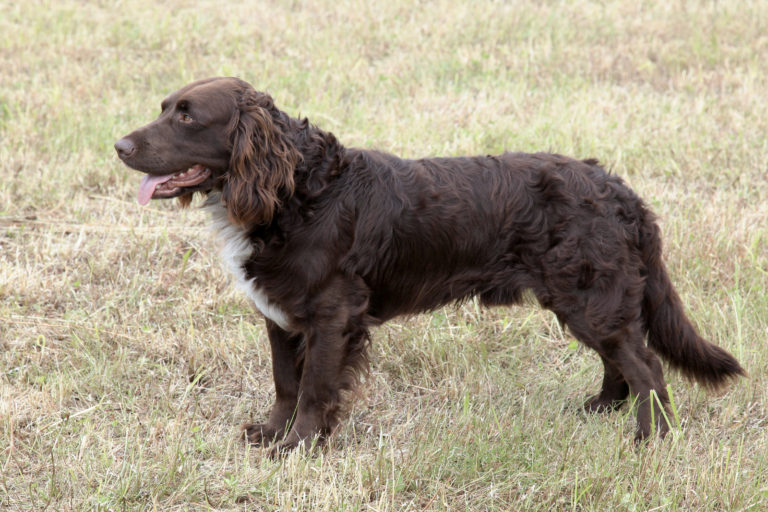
[639,210,745,388]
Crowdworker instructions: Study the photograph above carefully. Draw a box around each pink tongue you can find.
[138,173,174,205]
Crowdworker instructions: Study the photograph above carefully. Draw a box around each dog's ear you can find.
[177,192,195,209]
[223,89,300,226]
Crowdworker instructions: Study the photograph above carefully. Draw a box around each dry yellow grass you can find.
[2,0,768,510]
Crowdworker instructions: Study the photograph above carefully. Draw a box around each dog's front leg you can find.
[242,319,303,446]
[267,277,370,457]
[266,323,347,456]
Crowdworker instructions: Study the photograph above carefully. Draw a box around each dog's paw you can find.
[241,422,281,446]
[583,394,626,413]
[265,432,322,459]
[265,439,299,459]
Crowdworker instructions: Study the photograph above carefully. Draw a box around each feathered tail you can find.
[640,211,745,387]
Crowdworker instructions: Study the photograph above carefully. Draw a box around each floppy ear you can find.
[223,89,300,226]
[177,192,195,208]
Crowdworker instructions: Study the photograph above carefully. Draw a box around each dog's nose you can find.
[114,138,135,159]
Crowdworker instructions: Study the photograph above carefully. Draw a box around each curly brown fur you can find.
[115,77,745,452]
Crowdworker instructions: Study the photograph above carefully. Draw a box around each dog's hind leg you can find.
[584,355,630,412]
[568,316,672,441]
[540,230,671,440]
[609,326,672,442]
[243,319,304,446]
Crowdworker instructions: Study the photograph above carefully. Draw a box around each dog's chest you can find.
[205,200,292,331]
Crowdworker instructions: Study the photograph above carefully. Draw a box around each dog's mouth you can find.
[137,165,212,205]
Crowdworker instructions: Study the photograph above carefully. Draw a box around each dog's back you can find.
[341,151,640,320]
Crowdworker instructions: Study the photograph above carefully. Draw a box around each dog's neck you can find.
[284,116,347,200]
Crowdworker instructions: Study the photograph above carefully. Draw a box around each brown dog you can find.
[115,77,744,454]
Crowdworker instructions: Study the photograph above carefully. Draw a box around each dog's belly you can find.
[205,200,292,330]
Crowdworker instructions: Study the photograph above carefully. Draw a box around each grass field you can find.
[2,0,768,510]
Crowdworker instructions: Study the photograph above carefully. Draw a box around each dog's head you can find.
[115,77,300,225]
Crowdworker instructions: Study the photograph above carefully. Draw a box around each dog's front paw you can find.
[266,439,298,459]
[241,422,281,446]
[265,431,321,459]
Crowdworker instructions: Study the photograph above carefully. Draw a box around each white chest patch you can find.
[204,198,292,331]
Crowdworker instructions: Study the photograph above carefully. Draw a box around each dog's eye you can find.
[180,113,193,123]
